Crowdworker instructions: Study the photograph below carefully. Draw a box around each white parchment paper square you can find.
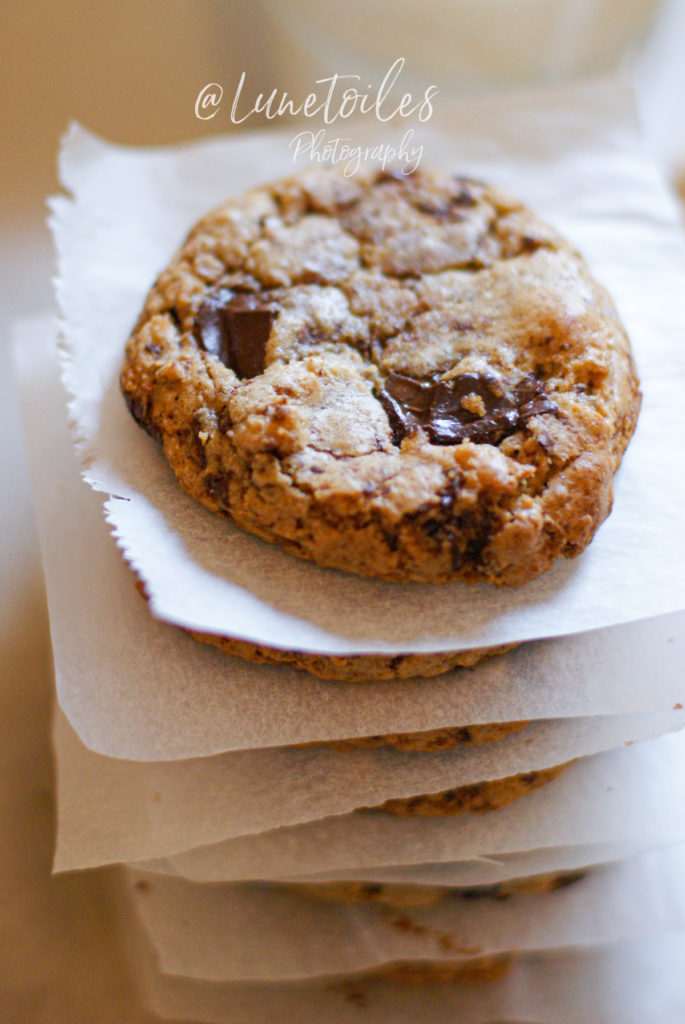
[51,702,683,872]
[123,893,685,1024]
[123,844,685,982]
[143,730,685,882]
[52,77,685,656]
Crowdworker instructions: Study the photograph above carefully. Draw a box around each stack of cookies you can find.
[25,85,685,1021]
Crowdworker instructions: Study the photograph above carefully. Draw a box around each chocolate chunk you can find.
[414,188,477,220]
[414,200,467,220]
[513,375,558,419]
[193,288,277,378]
[378,387,413,447]
[378,371,556,447]
[123,391,163,445]
[205,472,230,508]
[375,168,416,184]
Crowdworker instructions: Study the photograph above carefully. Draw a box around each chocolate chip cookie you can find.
[133,569,515,678]
[289,869,585,907]
[121,167,640,585]
[371,762,569,816]
[327,719,529,751]
[185,628,518,680]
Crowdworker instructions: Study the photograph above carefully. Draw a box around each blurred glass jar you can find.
[260,0,661,95]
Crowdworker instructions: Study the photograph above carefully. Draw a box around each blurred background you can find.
[2,2,684,1020]
[3,0,685,318]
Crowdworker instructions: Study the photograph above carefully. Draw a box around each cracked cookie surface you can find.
[121,167,640,585]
